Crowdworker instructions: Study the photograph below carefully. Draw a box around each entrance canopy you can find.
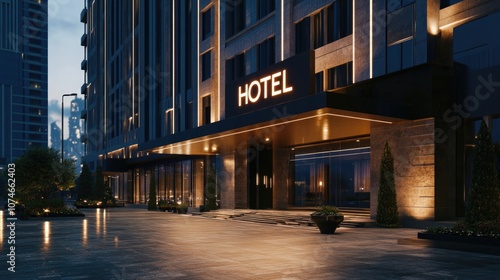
[141,92,404,155]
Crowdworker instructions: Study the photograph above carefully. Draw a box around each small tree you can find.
[465,120,500,224]
[103,180,115,206]
[76,163,92,200]
[92,165,106,202]
[148,172,157,211]
[376,141,399,227]
[15,147,76,203]
[205,162,217,211]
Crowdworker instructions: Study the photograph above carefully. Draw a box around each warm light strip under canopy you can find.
[153,113,393,153]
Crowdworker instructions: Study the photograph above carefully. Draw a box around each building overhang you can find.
[141,62,447,156]
[141,92,404,156]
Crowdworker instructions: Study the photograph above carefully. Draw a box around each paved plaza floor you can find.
[1,207,499,279]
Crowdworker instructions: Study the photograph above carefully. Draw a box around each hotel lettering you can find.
[238,70,293,107]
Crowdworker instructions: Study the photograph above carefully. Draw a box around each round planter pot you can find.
[310,215,344,234]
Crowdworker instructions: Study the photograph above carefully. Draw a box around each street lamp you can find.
[61,93,78,161]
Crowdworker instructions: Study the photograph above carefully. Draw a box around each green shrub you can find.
[376,141,400,227]
[74,199,102,208]
[25,198,65,212]
[465,121,500,224]
[147,173,157,211]
[20,198,84,217]
[312,205,342,216]
[205,163,217,211]
[158,199,168,211]
[425,220,500,239]
[177,203,188,214]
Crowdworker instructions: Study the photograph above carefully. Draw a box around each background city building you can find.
[63,98,84,174]
[81,0,500,221]
[50,121,61,151]
[0,0,48,167]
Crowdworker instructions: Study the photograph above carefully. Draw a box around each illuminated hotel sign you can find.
[238,70,293,107]
[226,51,314,117]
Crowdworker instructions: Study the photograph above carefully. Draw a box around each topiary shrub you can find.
[147,172,157,211]
[76,164,92,200]
[376,141,400,227]
[465,120,500,224]
[204,162,217,211]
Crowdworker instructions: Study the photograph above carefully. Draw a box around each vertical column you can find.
[234,148,248,208]
[218,150,235,209]
[273,146,289,210]
[372,0,387,78]
[353,0,371,82]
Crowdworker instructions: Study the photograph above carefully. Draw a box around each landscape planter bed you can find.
[418,232,500,246]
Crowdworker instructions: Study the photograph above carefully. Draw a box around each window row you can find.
[226,36,275,81]
[296,0,352,54]
[315,62,353,93]
[225,0,275,39]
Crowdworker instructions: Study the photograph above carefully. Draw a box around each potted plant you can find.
[310,205,344,234]
[176,203,188,214]
[167,200,177,212]
[158,200,168,211]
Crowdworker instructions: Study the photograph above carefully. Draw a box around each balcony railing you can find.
[81,83,88,95]
[81,33,87,46]
[81,109,87,120]
[81,59,87,71]
[80,8,87,23]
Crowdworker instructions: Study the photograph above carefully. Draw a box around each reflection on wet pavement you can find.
[1,207,500,279]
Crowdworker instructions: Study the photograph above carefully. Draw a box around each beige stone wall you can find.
[234,150,248,209]
[219,151,235,209]
[370,118,435,220]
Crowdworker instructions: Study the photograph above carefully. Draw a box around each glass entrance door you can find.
[290,138,371,208]
[248,147,273,209]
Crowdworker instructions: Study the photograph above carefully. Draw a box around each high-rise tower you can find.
[0,0,48,166]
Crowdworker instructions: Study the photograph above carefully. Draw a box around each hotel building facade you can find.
[81,0,500,221]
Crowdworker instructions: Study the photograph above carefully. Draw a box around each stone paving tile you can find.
[1,207,500,279]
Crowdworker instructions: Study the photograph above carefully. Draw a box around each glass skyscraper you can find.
[0,0,48,166]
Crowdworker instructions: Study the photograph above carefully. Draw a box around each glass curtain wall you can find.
[130,157,211,207]
[290,138,370,208]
